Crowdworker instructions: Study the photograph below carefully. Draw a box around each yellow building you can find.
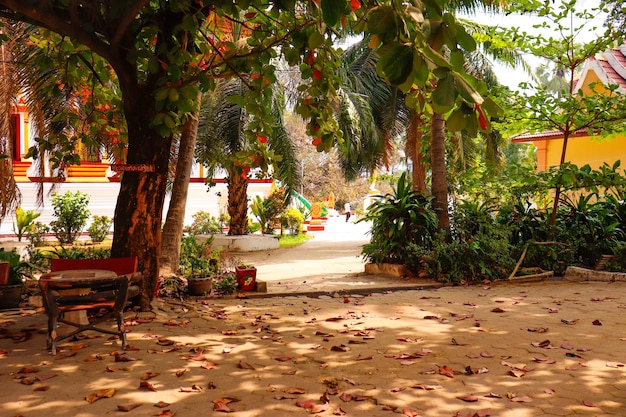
[512,45,626,171]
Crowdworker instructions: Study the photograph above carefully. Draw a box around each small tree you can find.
[502,1,626,235]
[50,191,90,245]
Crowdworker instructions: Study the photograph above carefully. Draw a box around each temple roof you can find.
[574,45,626,93]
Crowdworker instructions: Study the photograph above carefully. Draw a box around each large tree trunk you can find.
[160,91,202,276]
[227,172,249,235]
[430,113,449,232]
[111,85,172,311]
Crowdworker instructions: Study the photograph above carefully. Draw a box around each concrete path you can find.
[233,216,439,296]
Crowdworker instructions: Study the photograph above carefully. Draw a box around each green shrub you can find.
[212,273,237,294]
[187,211,222,235]
[415,231,515,284]
[13,207,40,242]
[360,173,438,264]
[50,191,91,244]
[0,249,32,285]
[280,206,304,235]
[251,189,287,234]
[247,220,261,234]
[44,246,111,260]
[87,215,112,243]
[179,234,219,278]
[27,222,50,247]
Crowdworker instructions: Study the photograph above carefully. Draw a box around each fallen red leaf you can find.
[439,365,455,378]
[457,395,479,402]
[330,345,350,352]
[85,388,116,403]
[339,392,352,402]
[311,403,330,413]
[117,403,142,412]
[141,372,160,380]
[402,408,419,416]
[213,401,232,413]
[295,399,315,409]
[139,381,157,391]
[582,400,597,407]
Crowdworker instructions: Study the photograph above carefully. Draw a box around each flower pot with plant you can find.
[235,264,257,291]
[0,249,31,309]
[180,234,221,296]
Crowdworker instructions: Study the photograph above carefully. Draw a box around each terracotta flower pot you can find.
[0,284,22,309]
[187,276,213,296]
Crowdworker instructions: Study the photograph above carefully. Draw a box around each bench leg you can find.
[116,310,126,347]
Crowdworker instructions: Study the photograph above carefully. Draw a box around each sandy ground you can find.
[2,280,626,417]
[3,218,626,416]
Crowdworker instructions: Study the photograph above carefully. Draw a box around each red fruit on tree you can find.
[305,51,315,65]
[476,104,488,130]
[257,135,267,144]
[350,0,361,11]
[312,69,323,81]
[312,138,322,146]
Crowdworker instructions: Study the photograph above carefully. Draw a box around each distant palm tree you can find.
[195,78,299,235]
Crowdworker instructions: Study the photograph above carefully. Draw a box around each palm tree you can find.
[0,21,93,220]
[195,78,299,235]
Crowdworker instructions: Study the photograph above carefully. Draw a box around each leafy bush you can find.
[280,206,304,235]
[87,215,112,243]
[187,211,222,235]
[247,220,261,234]
[251,188,287,234]
[360,173,438,264]
[179,234,219,278]
[50,191,91,244]
[43,246,111,260]
[0,249,33,285]
[212,273,237,294]
[13,207,40,242]
[27,222,50,247]
[413,230,515,284]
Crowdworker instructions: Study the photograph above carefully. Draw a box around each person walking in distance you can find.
[344,202,351,223]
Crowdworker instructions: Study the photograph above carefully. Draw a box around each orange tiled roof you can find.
[510,129,589,144]
[574,45,626,93]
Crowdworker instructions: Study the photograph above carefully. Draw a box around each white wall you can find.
[0,181,272,238]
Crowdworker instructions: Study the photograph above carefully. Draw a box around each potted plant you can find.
[0,249,30,309]
[180,234,220,296]
[235,263,257,291]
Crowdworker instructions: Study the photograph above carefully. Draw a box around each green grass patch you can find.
[278,233,313,248]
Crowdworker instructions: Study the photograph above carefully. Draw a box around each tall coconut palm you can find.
[0,20,89,221]
[195,78,298,235]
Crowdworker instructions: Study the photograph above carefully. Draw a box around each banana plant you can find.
[12,207,40,242]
